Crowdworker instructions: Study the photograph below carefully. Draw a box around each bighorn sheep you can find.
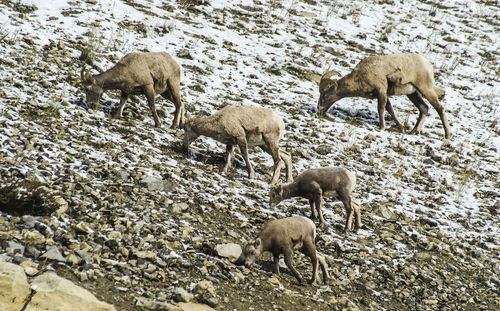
[269,167,360,234]
[81,52,185,128]
[237,216,329,285]
[318,53,451,139]
[183,105,293,185]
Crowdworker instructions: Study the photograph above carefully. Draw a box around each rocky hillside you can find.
[0,0,498,310]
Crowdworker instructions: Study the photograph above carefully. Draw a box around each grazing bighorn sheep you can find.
[183,105,293,185]
[318,53,451,139]
[270,167,360,234]
[81,52,185,128]
[236,216,329,285]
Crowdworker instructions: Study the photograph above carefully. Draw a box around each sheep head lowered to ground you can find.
[81,52,185,128]
[236,216,329,285]
[183,105,293,185]
[318,53,451,139]
[270,167,360,234]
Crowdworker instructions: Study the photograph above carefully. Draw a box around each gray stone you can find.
[41,246,65,262]
[316,144,332,155]
[53,195,69,216]
[74,249,92,265]
[140,176,165,191]
[375,205,395,220]
[423,158,434,165]
[215,243,242,262]
[171,202,189,214]
[4,241,25,256]
[193,280,216,296]
[135,297,181,310]
[198,295,218,308]
[29,271,116,311]
[173,287,194,303]
[335,296,359,311]
[66,253,81,266]
[177,303,216,311]
[0,262,31,311]
[21,215,36,228]
[74,221,93,235]
[115,169,130,181]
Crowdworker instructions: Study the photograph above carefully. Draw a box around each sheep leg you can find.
[376,91,388,131]
[309,199,317,219]
[317,253,329,284]
[407,92,429,135]
[273,254,281,275]
[266,140,283,185]
[300,239,319,284]
[114,91,129,119]
[165,78,185,129]
[339,192,354,234]
[263,143,293,184]
[385,99,405,132]
[283,248,302,283]
[278,150,293,183]
[352,201,362,232]
[144,85,161,128]
[314,191,326,227]
[419,88,451,139]
[221,144,235,173]
[237,139,254,179]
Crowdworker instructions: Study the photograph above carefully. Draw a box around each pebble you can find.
[172,287,194,303]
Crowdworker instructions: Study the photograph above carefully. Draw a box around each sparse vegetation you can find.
[0,180,57,216]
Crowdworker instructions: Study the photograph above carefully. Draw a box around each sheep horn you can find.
[321,70,340,81]
[319,70,340,90]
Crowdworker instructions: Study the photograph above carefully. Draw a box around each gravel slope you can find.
[0,0,498,310]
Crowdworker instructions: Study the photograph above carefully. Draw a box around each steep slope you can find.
[0,0,498,310]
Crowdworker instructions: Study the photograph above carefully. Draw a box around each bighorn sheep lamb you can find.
[318,53,451,139]
[183,105,293,185]
[269,167,360,234]
[81,52,185,128]
[237,216,329,285]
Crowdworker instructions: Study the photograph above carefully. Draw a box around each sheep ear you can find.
[254,238,261,247]
[80,67,92,83]
[278,183,283,196]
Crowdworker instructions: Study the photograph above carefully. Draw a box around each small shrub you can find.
[0,180,58,216]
